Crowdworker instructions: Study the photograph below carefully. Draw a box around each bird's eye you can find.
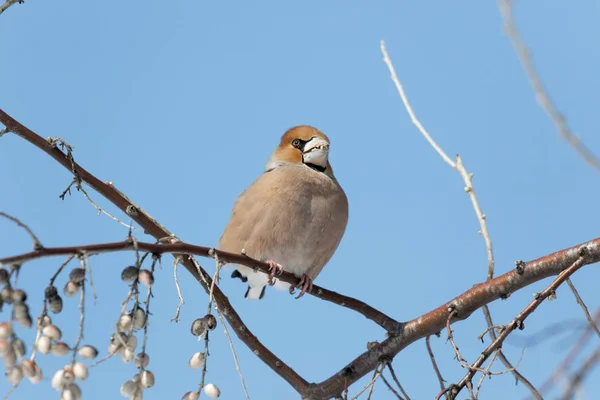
[291,139,301,149]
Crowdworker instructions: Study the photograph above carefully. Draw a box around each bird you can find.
[217,125,349,300]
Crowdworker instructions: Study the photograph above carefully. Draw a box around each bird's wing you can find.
[217,166,313,261]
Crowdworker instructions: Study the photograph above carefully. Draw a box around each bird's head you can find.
[265,126,334,178]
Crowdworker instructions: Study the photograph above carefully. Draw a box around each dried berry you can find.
[51,342,70,356]
[140,370,155,388]
[0,268,9,284]
[69,268,86,283]
[11,289,27,303]
[189,352,205,369]
[78,345,98,360]
[135,352,150,369]
[64,280,81,297]
[121,266,139,282]
[204,383,220,399]
[49,295,63,314]
[132,307,147,330]
[44,285,58,299]
[138,269,154,287]
[42,324,62,341]
[191,315,217,337]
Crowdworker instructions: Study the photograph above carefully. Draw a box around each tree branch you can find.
[0,0,22,16]
[498,0,600,172]
[448,252,589,398]
[0,239,399,331]
[300,237,600,399]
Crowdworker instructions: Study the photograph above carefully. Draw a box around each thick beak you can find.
[302,137,329,168]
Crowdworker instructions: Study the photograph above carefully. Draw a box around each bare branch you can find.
[560,346,600,400]
[566,278,600,338]
[0,212,43,249]
[379,373,403,400]
[386,363,411,400]
[171,256,185,323]
[290,237,600,399]
[449,252,590,398]
[216,309,251,400]
[537,308,600,396]
[380,42,493,277]
[379,41,455,168]
[498,0,600,172]
[0,240,399,331]
[481,306,542,399]
[350,365,383,400]
[0,0,22,16]
[426,336,447,399]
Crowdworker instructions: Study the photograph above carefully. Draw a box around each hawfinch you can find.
[218,126,349,299]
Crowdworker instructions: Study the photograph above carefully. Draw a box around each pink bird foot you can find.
[289,273,313,299]
[265,259,284,285]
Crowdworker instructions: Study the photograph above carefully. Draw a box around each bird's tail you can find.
[231,266,267,300]
[245,284,266,300]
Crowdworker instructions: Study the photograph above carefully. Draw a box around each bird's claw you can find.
[266,259,284,286]
[293,274,313,299]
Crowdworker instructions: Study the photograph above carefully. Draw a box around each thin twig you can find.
[48,136,136,231]
[446,309,482,373]
[498,0,600,172]
[2,382,20,400]
[82,251,97,303]
[89,352,115,368]
[560,346,600,400]
[171,256,185,322]
[536,308,600,396]
[566,278,600,338]
[216,309,251,399]
[49,255,76,286]
[77,182,136,230]
[140,255,158,362]
[207,250,221,307]
[482,305,541,398]
[198,331,211,396]
[198,254,223,395]
[71,280,86,365]
[380,41,455,167]
[350,365,383,400]
[474,349,502,398]
[477,324,505,342]
[365,364,380,400]
[426,336,447,399]
[379,373,403,399]
[0,212,42,249]
[386,363,411,400]
[0,0,21,16]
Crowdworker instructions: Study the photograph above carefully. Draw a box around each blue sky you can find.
[1,1,600,399]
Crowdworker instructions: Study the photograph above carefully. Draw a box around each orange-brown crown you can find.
[269,126,333,173]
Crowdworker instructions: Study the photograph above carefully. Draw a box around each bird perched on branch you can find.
[218,126,349,299]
